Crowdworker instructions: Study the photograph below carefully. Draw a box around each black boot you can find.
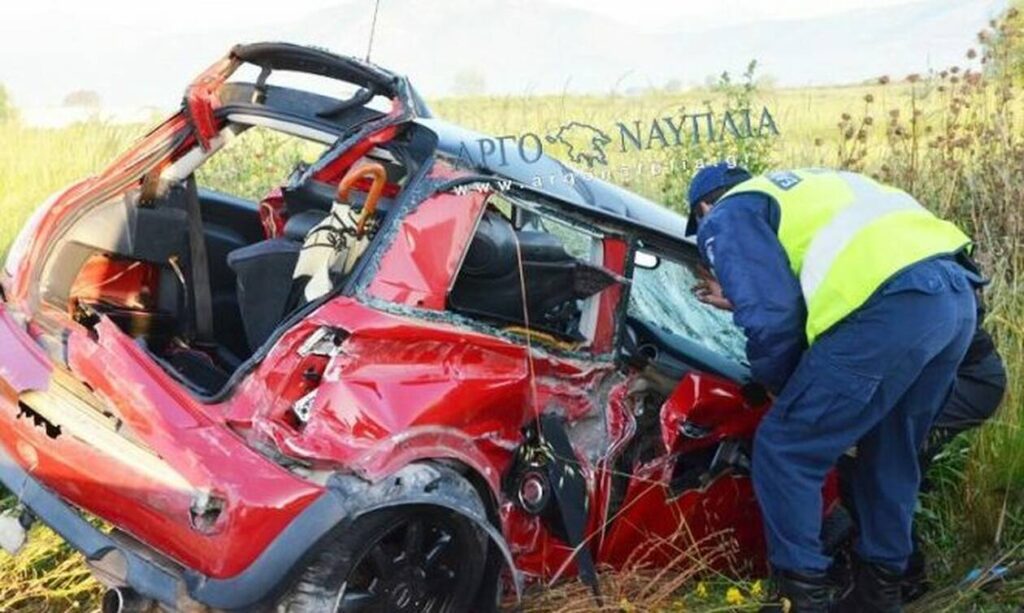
[759,569,834,612]
[900,530,930,603]
[835,557,903,613]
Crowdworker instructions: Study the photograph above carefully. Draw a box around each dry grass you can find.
[0,527,100,612]
[498,515,768,611]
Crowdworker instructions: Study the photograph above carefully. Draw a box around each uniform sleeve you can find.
[696,194,806,393]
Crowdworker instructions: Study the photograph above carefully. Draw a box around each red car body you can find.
[0,43,839,611]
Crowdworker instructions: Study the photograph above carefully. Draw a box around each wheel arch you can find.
[273,460,521,610]
[423,458,511,610]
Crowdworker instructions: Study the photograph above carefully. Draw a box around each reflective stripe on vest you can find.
[722,169,970,342]
[800,173,923,297]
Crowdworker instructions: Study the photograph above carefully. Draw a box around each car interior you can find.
[42,117,425,396]
[449,193,622,345]
[622,249,750,382]
[41,121,751,404]
[42,116,636,398]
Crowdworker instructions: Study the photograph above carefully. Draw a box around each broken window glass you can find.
[628,254,748,366]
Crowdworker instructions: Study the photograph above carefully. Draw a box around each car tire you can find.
[278,504,489,613]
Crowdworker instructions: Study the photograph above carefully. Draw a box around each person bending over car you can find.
[684,162,981,613]
[697,257,1005,603]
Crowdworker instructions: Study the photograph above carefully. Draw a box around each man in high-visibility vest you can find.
[685,163,980,612]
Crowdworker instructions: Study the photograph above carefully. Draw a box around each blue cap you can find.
[685,162,751,235]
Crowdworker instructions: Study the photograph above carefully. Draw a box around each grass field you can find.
[1,13,1023,612]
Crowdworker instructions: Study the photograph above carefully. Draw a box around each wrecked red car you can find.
[0,43,830,612]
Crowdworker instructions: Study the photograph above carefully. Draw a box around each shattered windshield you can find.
[628,253,748,366]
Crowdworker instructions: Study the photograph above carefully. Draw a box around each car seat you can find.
[226,210,327,351]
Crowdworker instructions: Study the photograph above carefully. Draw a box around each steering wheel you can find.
[335,162,388,237]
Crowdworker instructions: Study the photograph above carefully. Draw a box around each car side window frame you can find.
[451,191,622,353]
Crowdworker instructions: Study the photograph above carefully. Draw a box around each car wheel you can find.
[279,505,489,613]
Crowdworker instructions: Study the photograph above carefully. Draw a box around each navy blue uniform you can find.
[696,193,805,393]
[697,193,978,575]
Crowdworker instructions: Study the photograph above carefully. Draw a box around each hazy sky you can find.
[556,0,922,26]
[0,0,1003,109]
[4,0,922,30]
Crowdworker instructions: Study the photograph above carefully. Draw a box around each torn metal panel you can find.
[367,188,489,309]
[660,371,768,455]
[240,296,617,491]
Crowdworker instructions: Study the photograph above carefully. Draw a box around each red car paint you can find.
[185,53,241,150]
[0,311,323,578]
[0,44,843,604]
[367,175,490,310]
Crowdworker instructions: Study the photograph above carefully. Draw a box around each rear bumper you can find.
[0,448,519,610]
[0,441,353,610]
[0,444,183,605]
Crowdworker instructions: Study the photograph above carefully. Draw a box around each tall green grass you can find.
[0,122,142,611]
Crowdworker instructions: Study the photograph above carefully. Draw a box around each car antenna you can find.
[365,0,382,62]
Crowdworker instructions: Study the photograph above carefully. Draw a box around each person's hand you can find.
[693,265,734,310]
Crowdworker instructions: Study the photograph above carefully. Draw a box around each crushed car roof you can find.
[415,118,690,240]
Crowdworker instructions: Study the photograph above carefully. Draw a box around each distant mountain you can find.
[0,0,1006,108]
[232,0,1007,96]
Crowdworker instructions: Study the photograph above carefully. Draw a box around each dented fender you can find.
[185,461,521,608]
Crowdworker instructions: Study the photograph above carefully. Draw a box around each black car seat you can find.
[228,201,380,351]
[229,165,392,351]
[449,210,619,340]
[226,210,327,351]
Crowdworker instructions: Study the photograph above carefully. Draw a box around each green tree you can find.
[661,60,776,211]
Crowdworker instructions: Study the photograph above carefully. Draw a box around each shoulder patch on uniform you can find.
[766,171,802,190]
[703,236,716,266]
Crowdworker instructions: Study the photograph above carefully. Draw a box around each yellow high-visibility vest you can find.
[721,169,970,342]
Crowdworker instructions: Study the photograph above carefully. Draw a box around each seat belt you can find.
[184,176,215,343]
